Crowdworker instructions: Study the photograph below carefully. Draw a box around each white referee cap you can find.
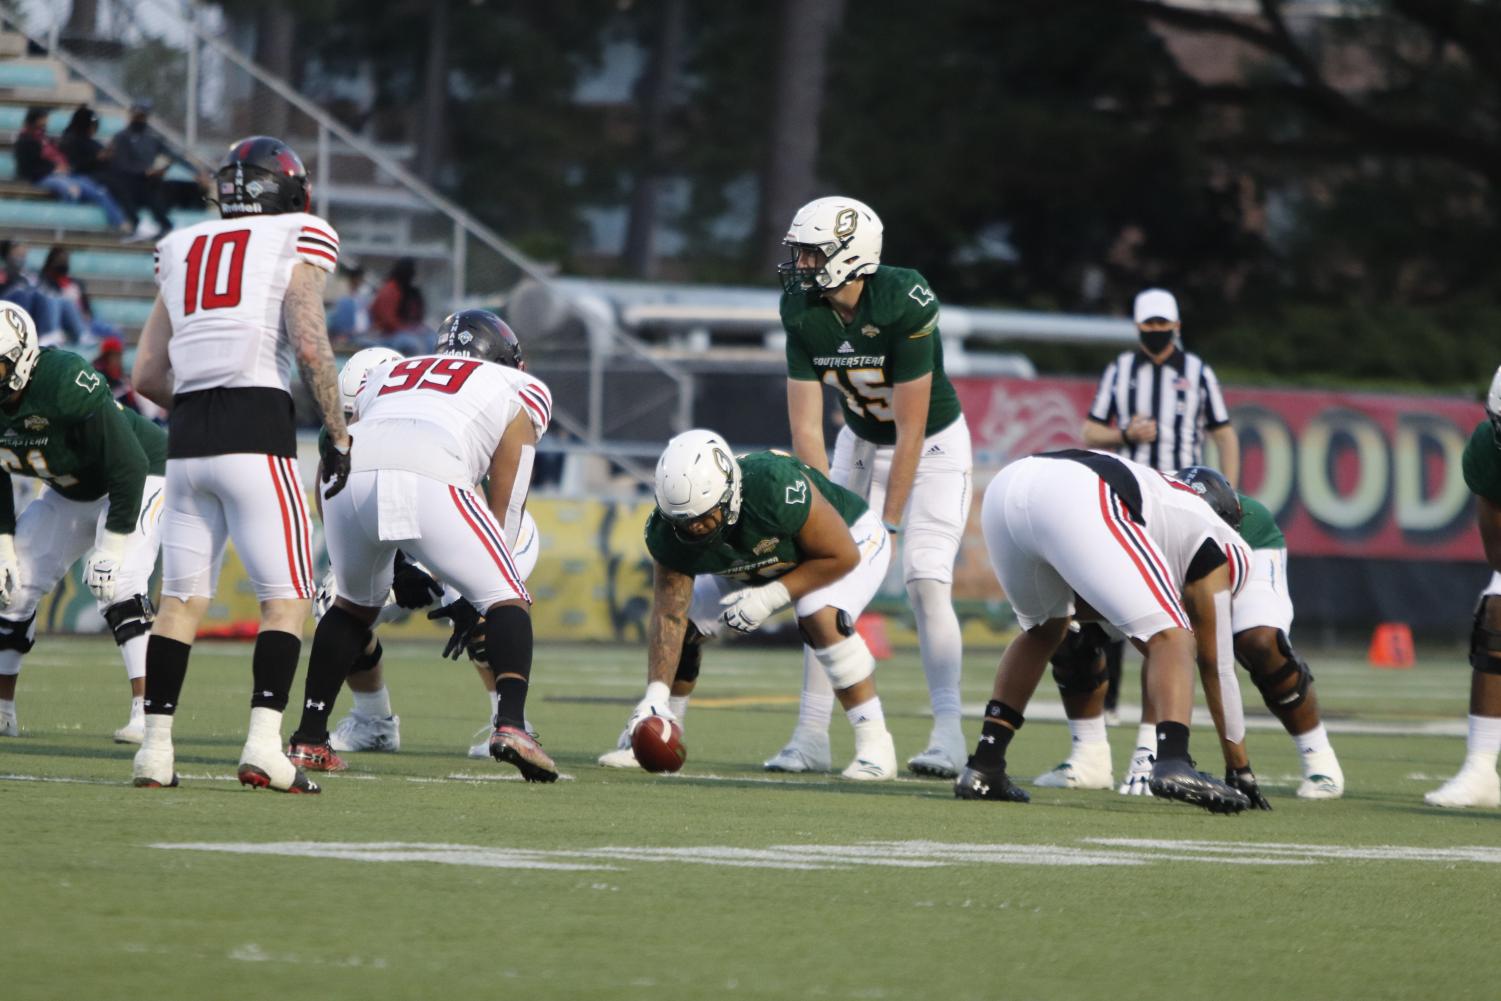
[1133,288,1179,324]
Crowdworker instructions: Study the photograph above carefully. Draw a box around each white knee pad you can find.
[814,634,874,691]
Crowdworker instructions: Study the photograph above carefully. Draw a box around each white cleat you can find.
[597,746,639,768]
[1035,742,1114,790]
[113,715,145,744]
[764,730,833,773]
[906,720,968,779]
[1296,751,1345,800]
[329,712,401,753]
[1117,746,1156,796]
[1424,763,1501,809]
[0,710,18,737]
[131,740,178,788]
[237,739,319,794]
[842,729,898,781]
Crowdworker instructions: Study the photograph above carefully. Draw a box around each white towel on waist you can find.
[376,469,422,541]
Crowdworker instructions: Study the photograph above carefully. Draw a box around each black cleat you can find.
[1226,767,1273,810]
[1148,757,1250,814]
[954,764,1030,802]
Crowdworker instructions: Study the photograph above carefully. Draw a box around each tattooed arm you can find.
[645,561,694,688]
[284,262,349,447]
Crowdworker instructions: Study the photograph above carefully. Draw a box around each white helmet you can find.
[1487,365,1501,445]
[778,195,883,294]
[654,429,743,545]
[0,303,41,393]
[338,346,403,417]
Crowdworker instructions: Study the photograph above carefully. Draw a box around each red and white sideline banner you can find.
[949,377,1486,601]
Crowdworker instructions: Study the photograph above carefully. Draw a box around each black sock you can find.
[252,629,302,714]
[1156,721,1191,762]
[292,608,368,743]
[969,700,1024,771]
[143,635,191,716]
[486,605,533,728]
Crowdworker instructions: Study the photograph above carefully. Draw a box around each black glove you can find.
[1226,766,1272,810]
[391,551,442,609]
[319,432,352,499]
[466,613,489,667]
[427,599,481,660]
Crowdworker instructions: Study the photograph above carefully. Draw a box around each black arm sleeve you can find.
[0,469,15,534]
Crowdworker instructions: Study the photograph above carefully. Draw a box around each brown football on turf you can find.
[631,716,686,773]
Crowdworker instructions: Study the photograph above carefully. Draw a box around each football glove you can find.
[627,681,675,735]
[391,551,442,609]
[83,531,130,603]
[720,580,790,635]
[1226,766,1273,811]
[319,431,352,499]
[427,599,481,660]
[0,534,18,609]
[313,570,336,621]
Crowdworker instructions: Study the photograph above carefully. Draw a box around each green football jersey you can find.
[0,348,166,535]
[1463,420,1501,506]
[645,451,867,583]
[782,264,963,445]
[1237,494,1284,551]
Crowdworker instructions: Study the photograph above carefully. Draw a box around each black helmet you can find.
[1176,466,1242,531]
[215,135,310,217]
[435,309,524,369]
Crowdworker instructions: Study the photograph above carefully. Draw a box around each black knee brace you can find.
[0,612,36,654]
[349,638,384,675]
[1248,630,1314,710]
[1471,595,1501,674]
[674,622,705,685]
[103,594,155,646]
[1050,621,1109,697]
[797,610,856,648]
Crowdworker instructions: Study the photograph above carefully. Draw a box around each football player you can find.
[603,429,899,779]
[129,135,349,793]
[955,449,1254,814]
[0,304,166,742]
[288,309,559,782]
[1427,365,1501,808]
[778,196,973,778]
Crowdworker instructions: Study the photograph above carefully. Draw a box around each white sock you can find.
[129,695,144,718]
[1135,722,1157,751]
[1466,714,1501,763]
[142,713,173,747]
[120,634,147,682]
[796,646,835,733]
[0,697,14,717]
[845,696,886,732]
[668,694,690,722]
[1068,715,1108,747]
[246,706,284,746]
[909,578,963,720]
[352,686,392,718]
[488,690,500,724]
[0,649,22,677]
[1292,723,1332,758]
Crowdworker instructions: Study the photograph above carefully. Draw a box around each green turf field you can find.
[4,636,1498,1001]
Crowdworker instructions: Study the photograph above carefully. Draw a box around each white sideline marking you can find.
[149,836,1501,872]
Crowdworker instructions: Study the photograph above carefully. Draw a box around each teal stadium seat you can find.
[0,62,59,91]
[23,247,155,281]
[90,297,155,328]
[0,105,126,134]
[0,196,213,231]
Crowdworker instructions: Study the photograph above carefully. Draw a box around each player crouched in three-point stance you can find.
[0,304,166,742]
[603,430,898,779]
[955,449,1254,813]
[1427,366,1501,808]
[129,136,350,793]
[290,310,558,782]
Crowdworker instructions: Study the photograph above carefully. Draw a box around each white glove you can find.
[313,570,337,621]
[720,580,791,635]
[83,531,130,603]
[627,680,675,736]
[1117,747,1156,797]
[0,534,18,609]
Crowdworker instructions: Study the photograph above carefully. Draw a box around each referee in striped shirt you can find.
[1081,287,1239,485]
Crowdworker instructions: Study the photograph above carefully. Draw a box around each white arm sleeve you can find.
[1214,589,1246,745]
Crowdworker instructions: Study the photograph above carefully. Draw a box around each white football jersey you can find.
[155,212,340,394]
[350,355,552,489]
[1101,452,1252,596]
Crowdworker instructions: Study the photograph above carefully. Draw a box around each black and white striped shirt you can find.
[1087,347,1230,473]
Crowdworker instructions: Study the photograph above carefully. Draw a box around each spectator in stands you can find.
[93,335,164,421]
[14,107,130,235]
[105,100,175,242]
[40,246,114,345]
[368,257,431,354]
[327,261,373,345]
[0,239,63,339]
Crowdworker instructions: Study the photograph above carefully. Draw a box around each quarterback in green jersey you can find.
[601,429,899,779]
[778,196,972,779]
[0,304,167,743]
[1426,368,1501,808]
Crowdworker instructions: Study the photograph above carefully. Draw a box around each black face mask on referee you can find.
[1138,325,1176,355]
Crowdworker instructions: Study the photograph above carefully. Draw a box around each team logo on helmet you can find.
[458,329,473,345]
[834,207,858,239]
